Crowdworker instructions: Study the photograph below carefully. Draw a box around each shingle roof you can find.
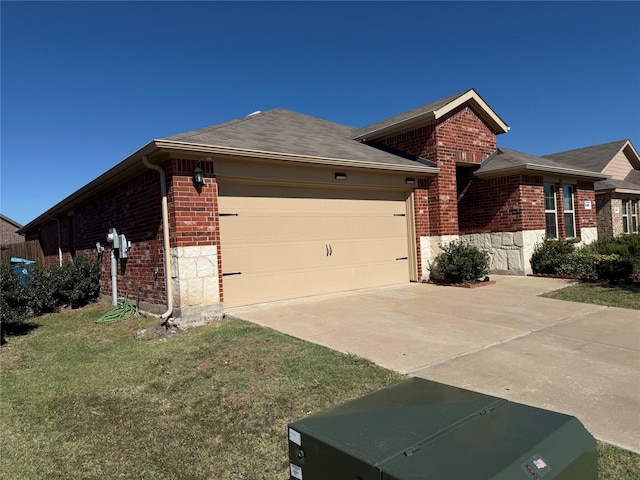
[626,169,640,184]
[596,168,640,193]
[352,88,509,141]
[352,91,467,139]
[542,140,629,172]
[476,147,607,180]
[162,108,436,169]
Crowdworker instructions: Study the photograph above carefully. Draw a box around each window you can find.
[544,183,558,238]
[622,199,639,234]
[562,185,576,239]
[622,200,629,234]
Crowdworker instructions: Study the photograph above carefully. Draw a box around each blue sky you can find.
[2,1,639,226]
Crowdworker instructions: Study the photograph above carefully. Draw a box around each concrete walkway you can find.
[226,276,640,453]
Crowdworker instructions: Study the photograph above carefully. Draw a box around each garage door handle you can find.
[395,257,408,261]
[326,244,333,256]
[223,272,242,276]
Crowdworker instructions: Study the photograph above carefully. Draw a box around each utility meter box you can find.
[288,378,596,480]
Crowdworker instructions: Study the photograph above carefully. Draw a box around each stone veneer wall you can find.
[460,230,545,275]
[576,227,598,247]
[421,230,546,278]
[171,245,223,327]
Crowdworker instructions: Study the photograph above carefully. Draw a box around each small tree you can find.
[430,240,490,284]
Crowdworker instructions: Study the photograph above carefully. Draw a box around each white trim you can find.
[544,183,559,239]
[153,139,439,174]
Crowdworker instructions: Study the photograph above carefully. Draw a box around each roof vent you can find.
[246,110,262,117]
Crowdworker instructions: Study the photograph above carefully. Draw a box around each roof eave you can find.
[596,186,640,195]
[18,142,160,234]
[352,112,438,142]
[475,163,609,181]
[433,89,510,134]
[353,89,510,142]
[154,139,440,174]
[18,139,439,235]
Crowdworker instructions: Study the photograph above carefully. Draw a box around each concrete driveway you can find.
[225,276,640,453]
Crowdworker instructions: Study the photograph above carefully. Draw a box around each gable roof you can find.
[19,107,441,234]
[542,139,640,172]
[352,88,510,142]
[542,139,640,194]
[476,147,608,180]
[159,108,438,172]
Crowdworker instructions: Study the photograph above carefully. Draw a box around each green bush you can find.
[530,239,576,275]
[0,262,30,341]
[27,264,64,316]
[531,237,637,280]
[597,254,634,280]
[4,255,101,319]
[584,234,640,274]
[28,255,100,314]
[430,240,490,284]
[67,255,100,308]
[555,251,599,279]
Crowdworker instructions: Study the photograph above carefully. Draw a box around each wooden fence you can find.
[0,240,45,265]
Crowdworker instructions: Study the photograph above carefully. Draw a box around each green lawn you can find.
[1,302,638,479]
[542,282,640,310]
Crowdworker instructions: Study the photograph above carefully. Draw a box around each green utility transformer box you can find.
[288,378,597,480]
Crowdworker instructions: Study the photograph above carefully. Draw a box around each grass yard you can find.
[542,282,640,310]
[1,302,639,479]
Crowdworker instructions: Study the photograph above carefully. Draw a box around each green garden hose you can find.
[96,302,136,324]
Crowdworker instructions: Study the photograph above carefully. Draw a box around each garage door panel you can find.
[219,184,410,307]
[220,241,329,273]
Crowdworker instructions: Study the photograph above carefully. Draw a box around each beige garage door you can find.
[218,183,411,307]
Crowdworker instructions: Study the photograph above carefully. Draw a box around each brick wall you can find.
[457,173,546,234]
[596,193,614,237]
[383,105,497,238]
[553,181,597,241]
[0,218,24,245]
[412,182,431,276]
[166,159,219,248]
[25,168,168,308]
[575,181,597,239]
[165,158,222,301]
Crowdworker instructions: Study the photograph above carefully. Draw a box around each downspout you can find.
[142,155,174,320]
[50,217,63,267]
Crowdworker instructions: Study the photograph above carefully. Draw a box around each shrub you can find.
[531,237,636,280]
[584,234,640,274]
[27,255,101,316]
[597,254,634,280]
[67,255,100,308]
[555,251,600,279]
[530,239,576,275]
[0,262,30,341]
[430,240,490,284]
[28,264,65,316]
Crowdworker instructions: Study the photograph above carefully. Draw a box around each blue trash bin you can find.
[10,257,36,286]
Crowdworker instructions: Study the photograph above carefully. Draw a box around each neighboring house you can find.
[0,214,24,245]
[18,89,606,323]
[544,140,640,237]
